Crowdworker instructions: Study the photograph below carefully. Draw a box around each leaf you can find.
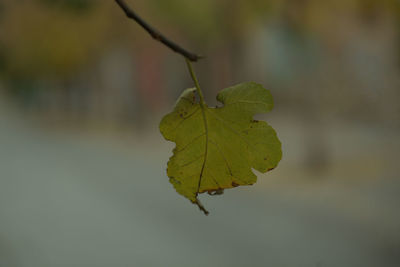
[160,82,282,215]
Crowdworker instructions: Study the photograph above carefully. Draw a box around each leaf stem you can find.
[185,60,210,216]
[185,59,206,107]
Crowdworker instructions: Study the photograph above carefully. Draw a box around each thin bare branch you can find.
[114,0,203,62]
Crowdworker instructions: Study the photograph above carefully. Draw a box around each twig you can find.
[114,0,203,62]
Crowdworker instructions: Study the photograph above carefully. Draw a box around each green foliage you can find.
[0,2,111,79]
[147,0,274,43]
[39,0,95,13]
[160,82,282,214]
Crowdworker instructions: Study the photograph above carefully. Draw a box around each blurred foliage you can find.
[1,0,398,81]
[0,0,398,126]
[0,1,113,80]
[38,0,95,13]
[146,0,273,43]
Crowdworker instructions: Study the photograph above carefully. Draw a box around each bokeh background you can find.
[1,0,400,266]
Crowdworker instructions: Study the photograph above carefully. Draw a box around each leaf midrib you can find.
[196,104,209,196]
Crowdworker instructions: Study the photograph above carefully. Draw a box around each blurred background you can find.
[0,0,399,266]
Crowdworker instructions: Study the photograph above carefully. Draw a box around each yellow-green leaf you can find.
[160,82,282,214]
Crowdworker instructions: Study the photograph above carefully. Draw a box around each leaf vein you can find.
[208,111,267,158]
[170,107,200,133]
[208,138,233,176]
[175,132,206,153]
[178,153,205,168]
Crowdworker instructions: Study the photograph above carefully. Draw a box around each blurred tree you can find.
[0,0,398,128]
[39,0,95,13]
[0,1,112,80]
[0,1,118,111]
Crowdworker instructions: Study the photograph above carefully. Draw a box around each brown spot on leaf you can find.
[232,182,240,187]
[207,189,224,195]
